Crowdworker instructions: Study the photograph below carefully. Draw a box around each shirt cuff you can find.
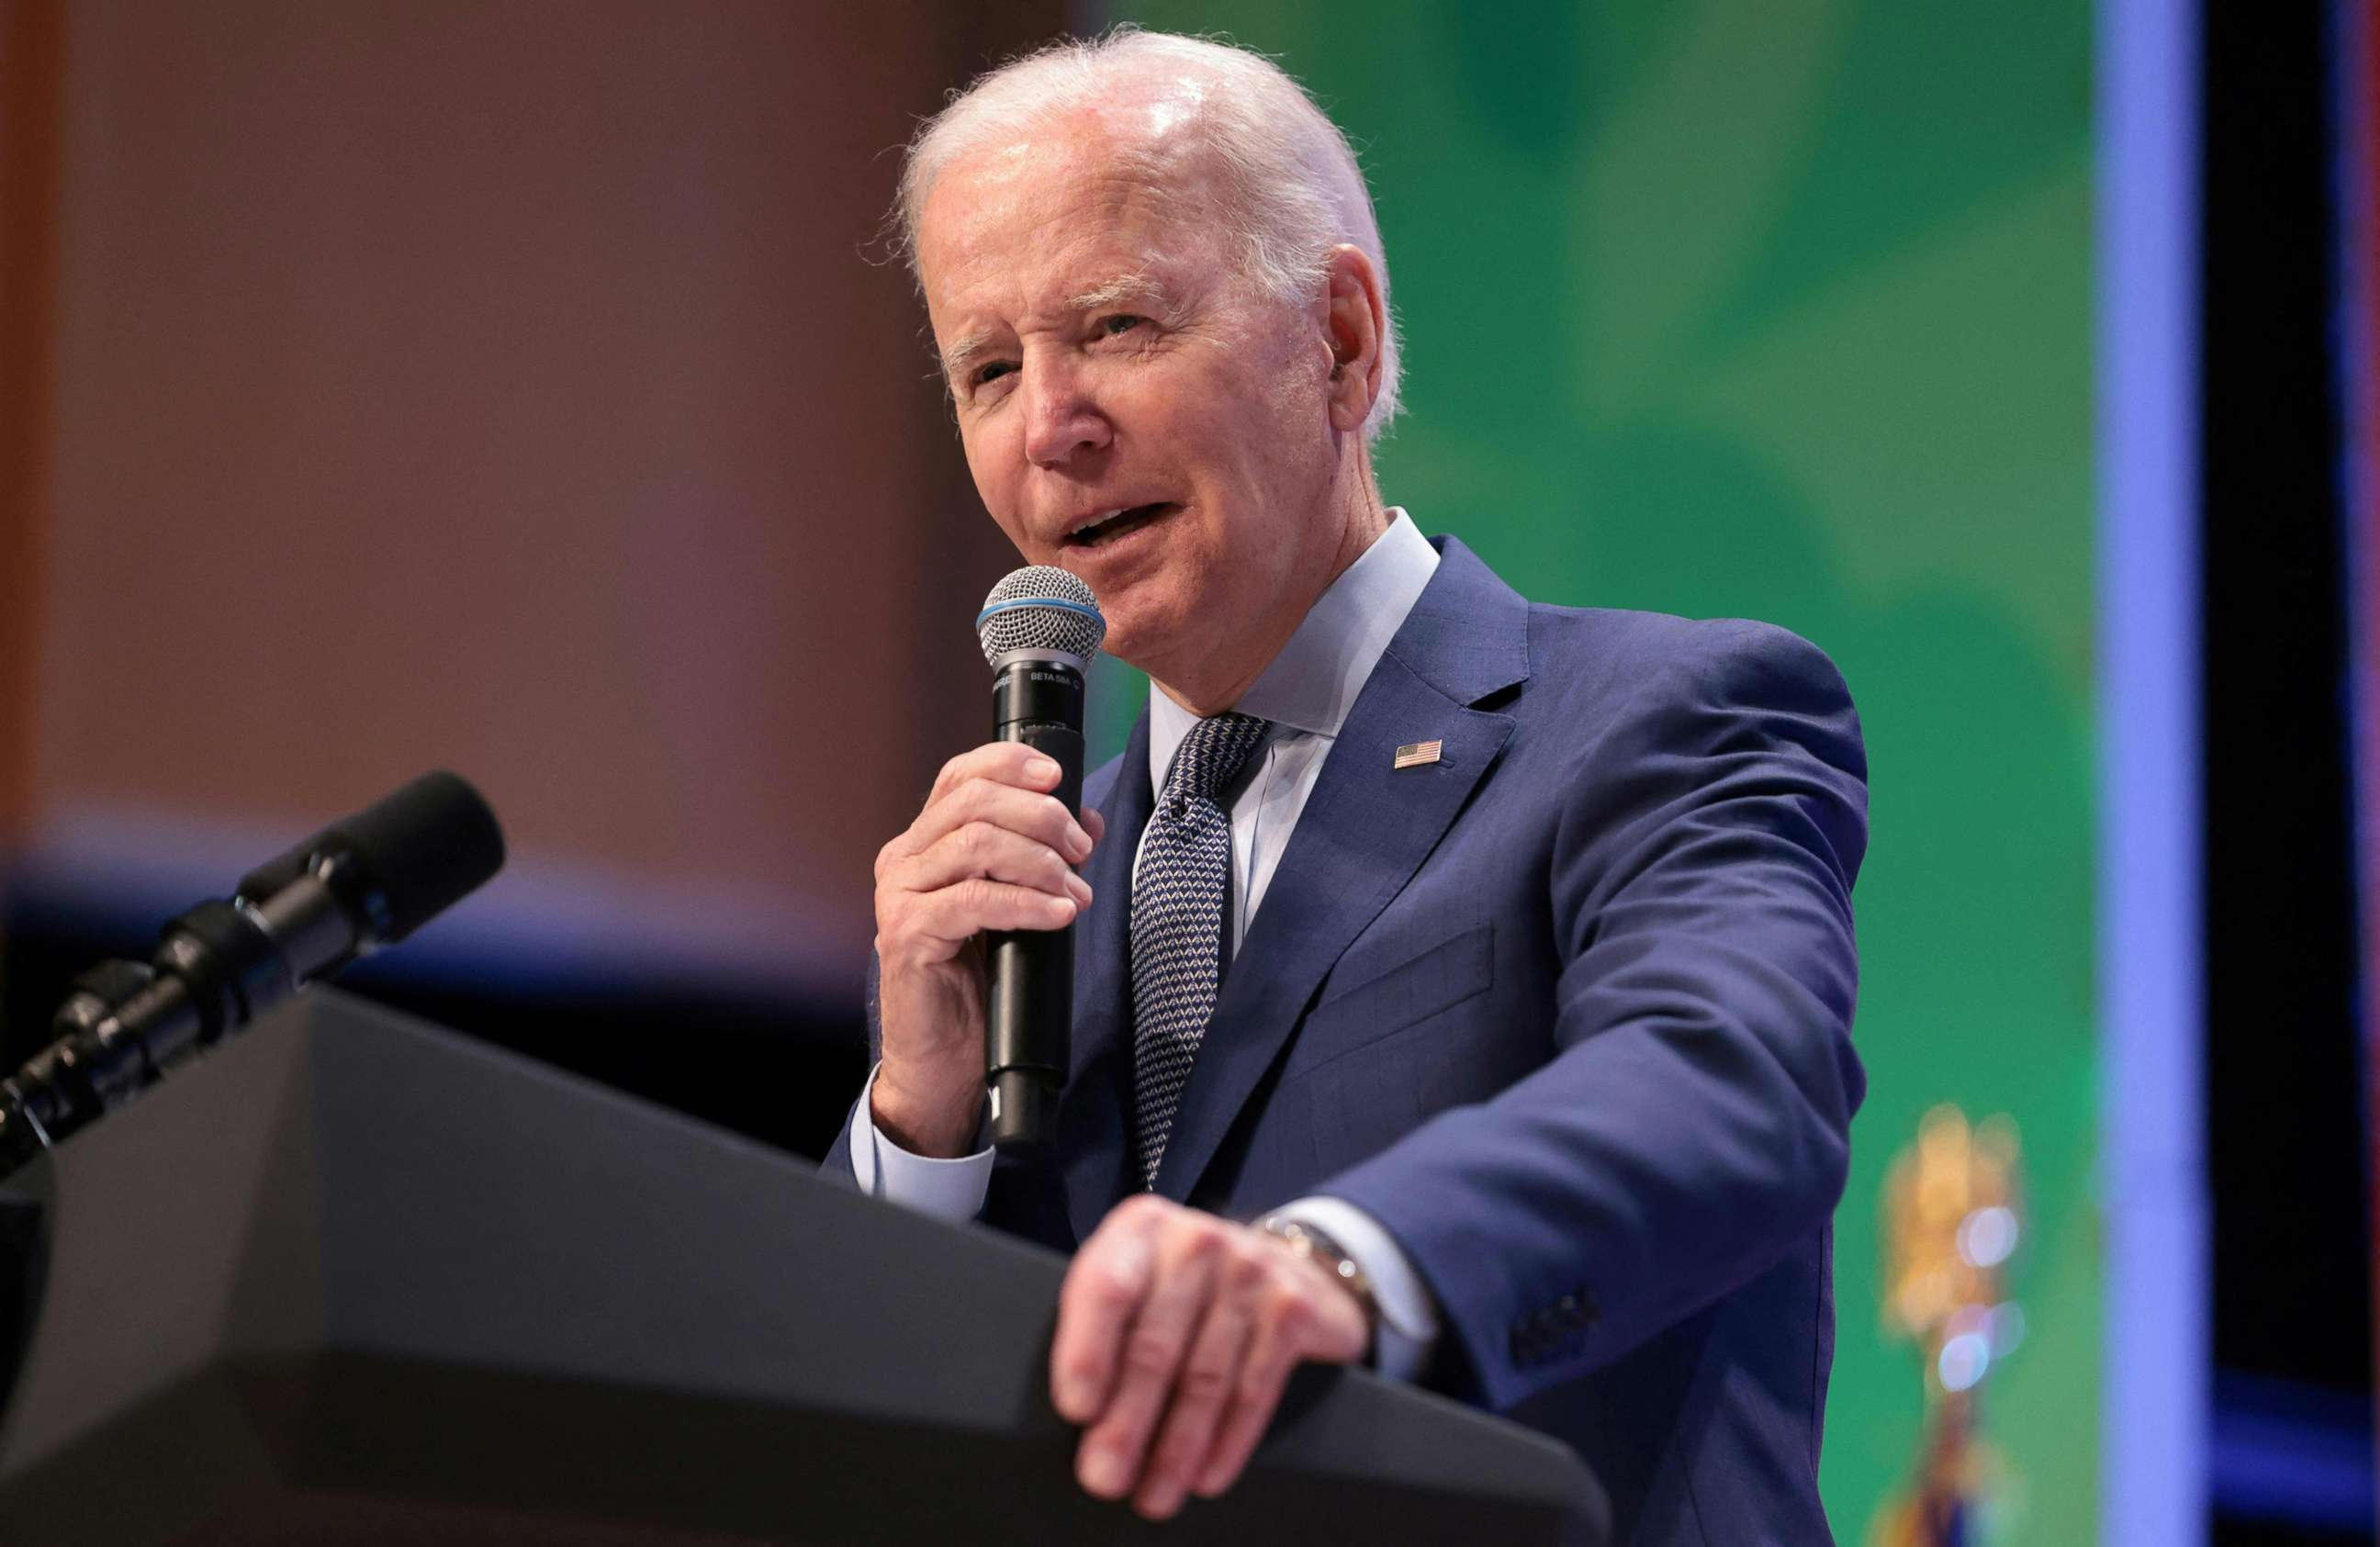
[1271,1194,1442,1383]
[849,1062,994,1222]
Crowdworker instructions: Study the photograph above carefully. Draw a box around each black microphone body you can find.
[974,566,1106,1156]
[984,653,1087,1152]
[0,771,504,1174]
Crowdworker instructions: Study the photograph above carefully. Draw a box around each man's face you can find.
[915,117,1342,680]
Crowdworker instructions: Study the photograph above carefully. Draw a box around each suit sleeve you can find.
[1316,619,1868,1413]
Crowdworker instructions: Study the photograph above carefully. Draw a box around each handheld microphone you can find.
[0,770,505,1173]
[975,567,1106,1153]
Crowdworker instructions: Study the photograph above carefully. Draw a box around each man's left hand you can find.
[1049,1194,1371,1520]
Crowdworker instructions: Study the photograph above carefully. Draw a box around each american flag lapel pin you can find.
[1393,739,1444,770]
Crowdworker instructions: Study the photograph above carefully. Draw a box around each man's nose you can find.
[1022,361,1113,467]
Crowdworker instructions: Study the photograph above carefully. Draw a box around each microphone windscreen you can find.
[977,566,1106,667]
[237,769,502,947]
[332,770,506,940]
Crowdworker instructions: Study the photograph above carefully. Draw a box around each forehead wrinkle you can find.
[937,259,1194,385]
[923,135,1229,386]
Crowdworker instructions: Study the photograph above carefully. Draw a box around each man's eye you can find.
[973,361,1016,390]
[1096,314,1148,338]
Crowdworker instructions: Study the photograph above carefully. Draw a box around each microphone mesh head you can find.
[977,566,1106,667]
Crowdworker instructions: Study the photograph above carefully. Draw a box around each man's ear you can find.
[1320,244,1386,432]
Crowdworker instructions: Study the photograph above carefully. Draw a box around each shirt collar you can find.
[1148,510,1441,789]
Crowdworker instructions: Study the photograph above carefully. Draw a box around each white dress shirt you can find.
[852,510,1445,1378]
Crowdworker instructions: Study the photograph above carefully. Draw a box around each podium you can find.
[0,990,1608,1543]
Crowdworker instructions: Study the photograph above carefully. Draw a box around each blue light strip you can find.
[2210,1373,2377,1533]
[2341,0,2380,1380]
[2097,0,2208,1539]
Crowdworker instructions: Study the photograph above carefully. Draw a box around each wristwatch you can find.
[1255,1213,1381,1352]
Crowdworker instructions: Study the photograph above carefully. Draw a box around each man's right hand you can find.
[870,742,1104,1158]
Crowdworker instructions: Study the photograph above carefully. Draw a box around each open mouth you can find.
[1065,502,1178,549]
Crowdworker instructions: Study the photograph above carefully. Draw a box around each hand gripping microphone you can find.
[976,567,1106,1153]
[0,771,505,1174]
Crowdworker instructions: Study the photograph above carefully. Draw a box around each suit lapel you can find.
[1058,708,1152,1243]
[1150,539,1531,1204]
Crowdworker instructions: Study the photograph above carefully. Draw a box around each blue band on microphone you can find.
[975,597,1105,631]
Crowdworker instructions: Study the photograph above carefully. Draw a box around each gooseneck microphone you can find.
[0,770,505,1174]
[976,567,1106,1153]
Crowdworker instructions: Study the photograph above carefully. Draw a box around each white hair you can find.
[896,28,1402,440]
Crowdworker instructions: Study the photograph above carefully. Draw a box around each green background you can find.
[1099,3,2100,1538]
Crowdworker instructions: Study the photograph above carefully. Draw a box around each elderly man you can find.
[825,30,1866,1545]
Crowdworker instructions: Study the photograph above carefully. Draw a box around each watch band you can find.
[1255,1212,1381,1348]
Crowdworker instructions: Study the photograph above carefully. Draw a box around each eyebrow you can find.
[1067,272,1172,314]
[938,272,1180,387]
[940,327,996,386]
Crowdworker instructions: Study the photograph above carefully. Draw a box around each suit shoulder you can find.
[1526,604,1857,714]
[1517,606,1864,793]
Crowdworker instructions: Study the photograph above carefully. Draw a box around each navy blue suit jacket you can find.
[836,536,1866,1545]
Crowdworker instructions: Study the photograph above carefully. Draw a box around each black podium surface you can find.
[0,989,1607,1544]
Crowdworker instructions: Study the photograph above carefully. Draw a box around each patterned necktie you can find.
[1130,711,1272,1189]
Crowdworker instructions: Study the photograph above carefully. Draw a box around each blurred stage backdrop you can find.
[0,3,2371,1543]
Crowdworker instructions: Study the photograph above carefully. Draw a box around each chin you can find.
[1086,575,1200,679]
[1095,605,1183,678]
[1097,617,1155,672]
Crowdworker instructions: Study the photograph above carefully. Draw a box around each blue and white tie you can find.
[1130,711,1272,1189]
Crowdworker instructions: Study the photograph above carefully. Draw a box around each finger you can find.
[928,741,1066,805]
[902,877,1078,945]
[1083,805,1106,846]
[1074,1223,1226,1502]
[1050,1198,1165,1425]
[1195,1280,1317,1498]
[884,746,1075,870]
[907,779,1092,867]
[894,820,1094,904]
[1133,1260,1258,1519]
